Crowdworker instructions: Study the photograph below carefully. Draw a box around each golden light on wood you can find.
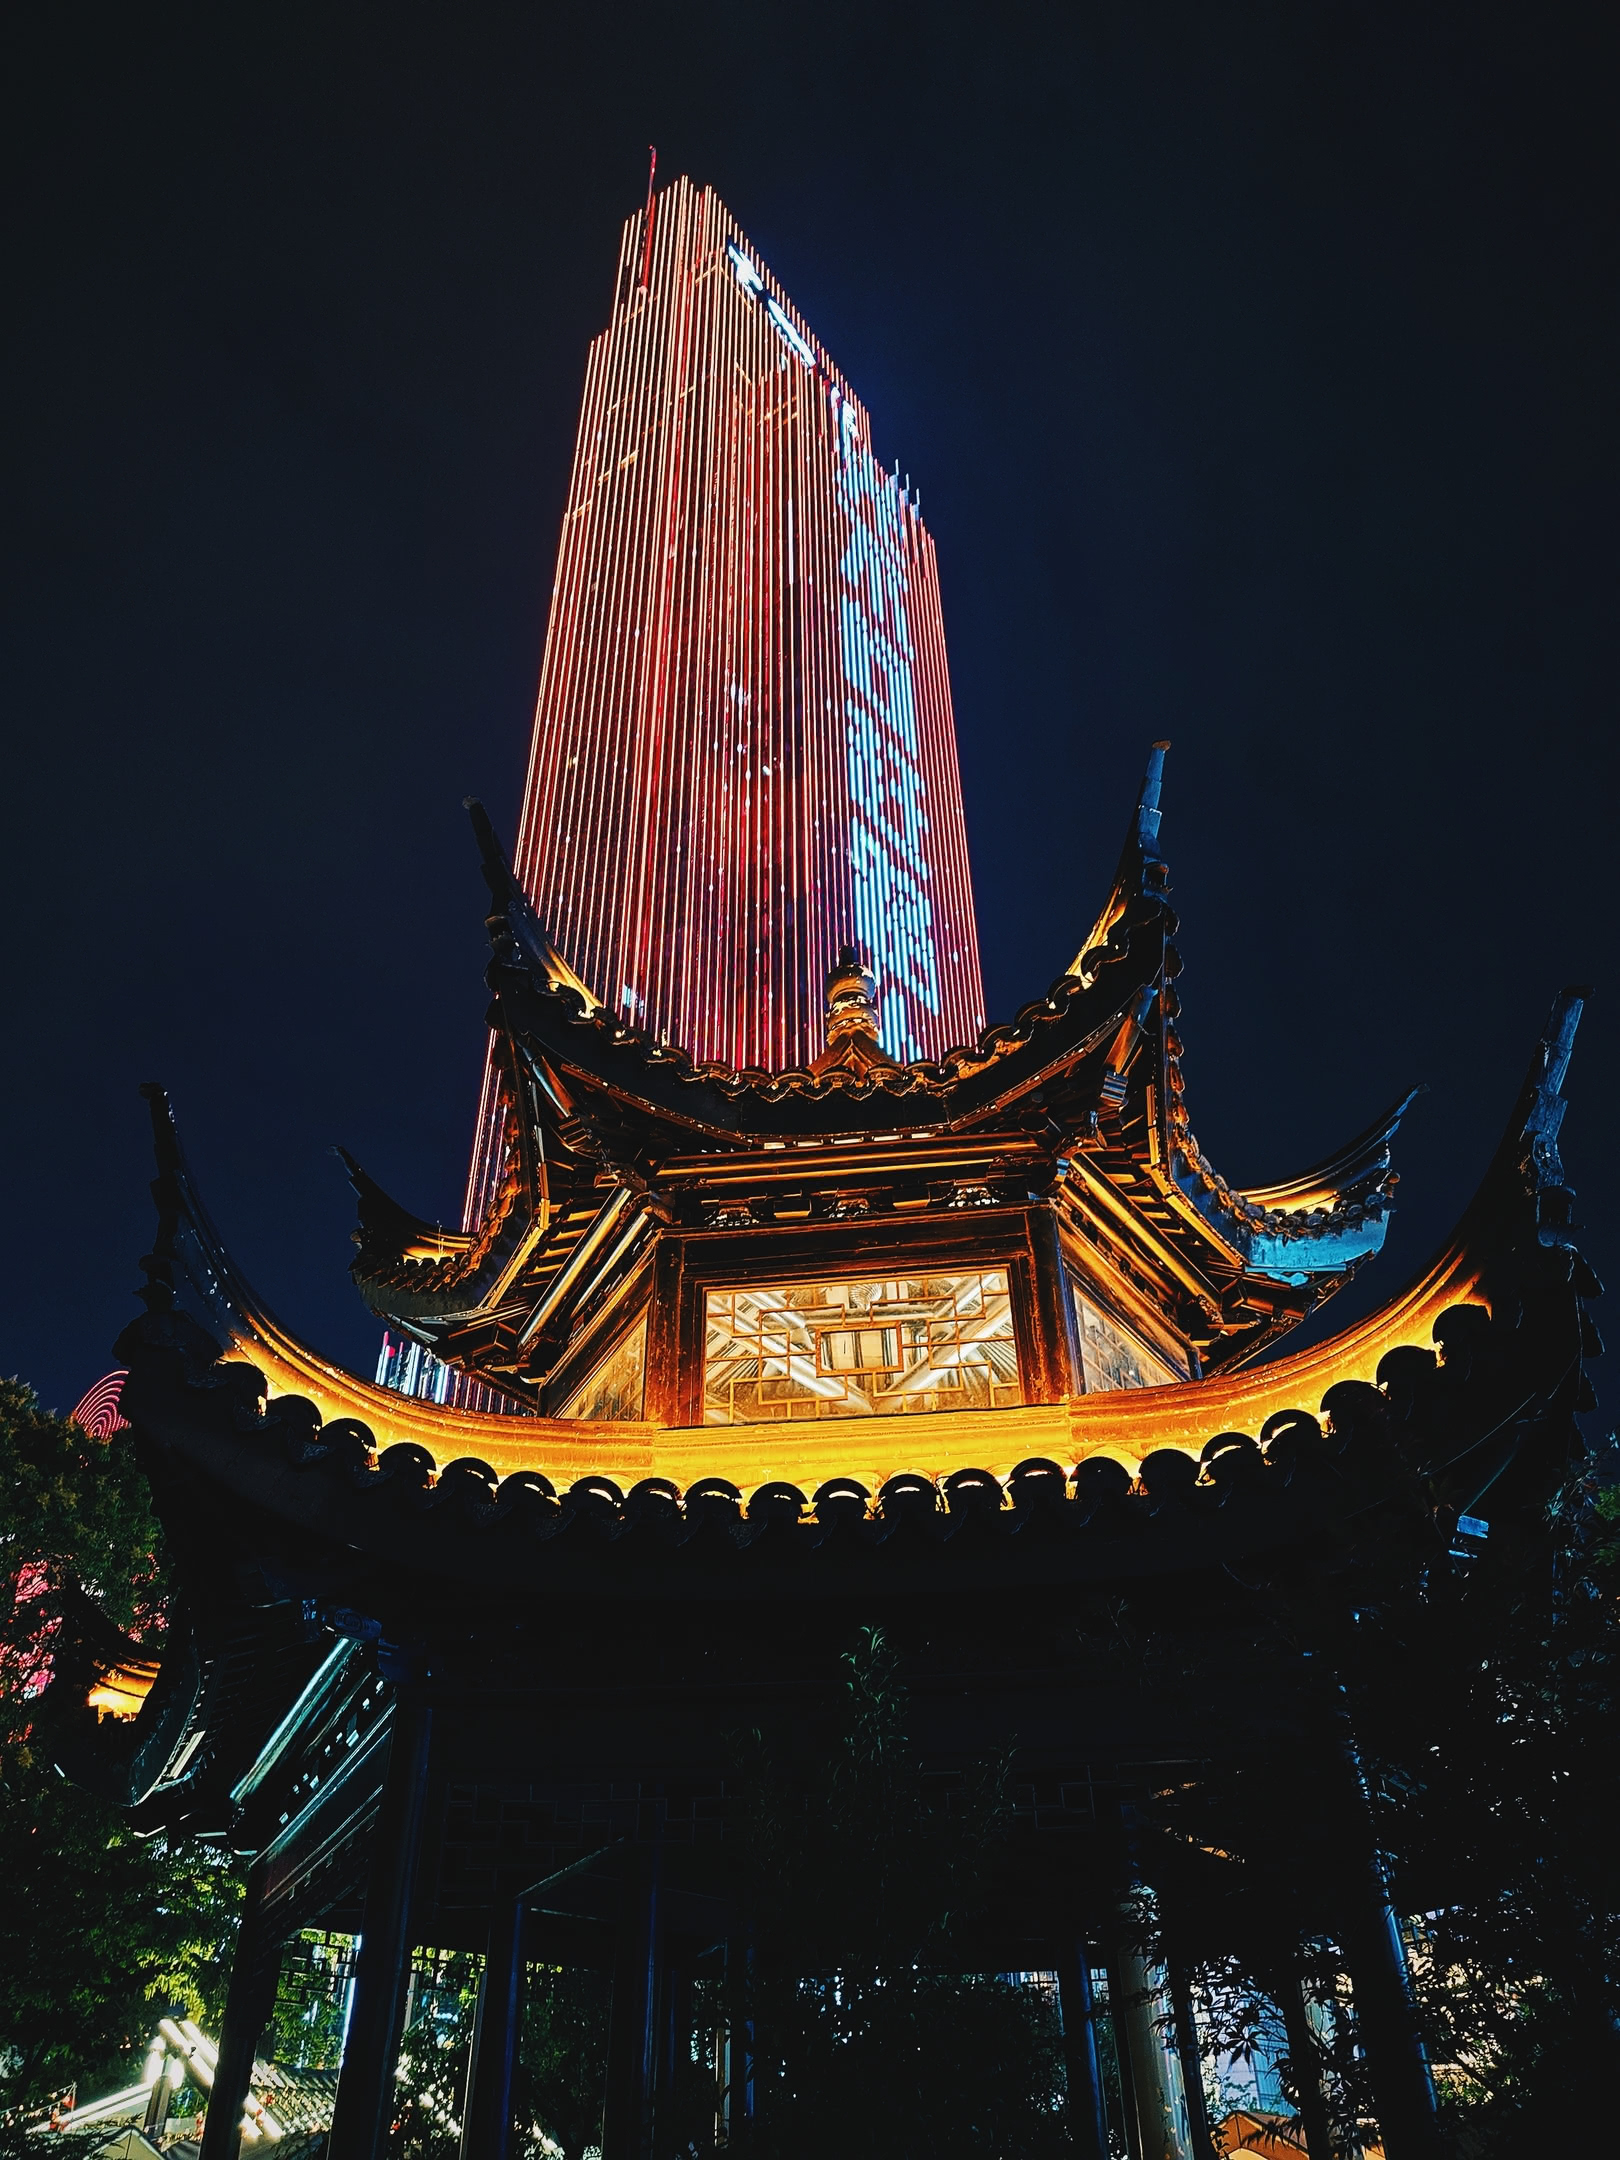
[219,1233,1483,1501]
[87,1659,160,1720]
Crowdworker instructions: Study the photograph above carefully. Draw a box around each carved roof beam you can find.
[1055,1147,1228,1319]
[655,1134,1048,1196]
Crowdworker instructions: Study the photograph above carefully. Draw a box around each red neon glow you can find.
[71,1370,130,1438]
[465,177,985,1223]
[640,145,657,289]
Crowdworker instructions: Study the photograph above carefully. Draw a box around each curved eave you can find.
[121,1381,1398,1602]
[185,1233,1492,1497]
[128,995,1590,1533]
[493,917,1167,1148]
[1164,1085,1422,1285]
[1176,1177,1396,1287]
[1238,1089,1424,1213]
[126,1092,1480,1495]
[340,1152,473,1268]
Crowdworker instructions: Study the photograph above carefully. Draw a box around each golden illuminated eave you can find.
[220,1232,1484,1501]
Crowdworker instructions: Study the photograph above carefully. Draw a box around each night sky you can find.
[5,2,1616,1414]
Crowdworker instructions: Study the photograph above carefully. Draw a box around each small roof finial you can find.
[1136,740,1171,855]
[824,944,880,1047]
[809,942,900,1075]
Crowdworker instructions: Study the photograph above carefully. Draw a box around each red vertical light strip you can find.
[640,145,658,288]
[465,177,987,1230]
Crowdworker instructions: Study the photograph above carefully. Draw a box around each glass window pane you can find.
[1074,1293,1177,1393]
[558,1316,647,1420]
[703,1272,1021,1424]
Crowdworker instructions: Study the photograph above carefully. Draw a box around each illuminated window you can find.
[558,1317,647,1420]
[1073,1294,1178,1393]
[704,1271,1020,1424]
[819,1326,899,1374]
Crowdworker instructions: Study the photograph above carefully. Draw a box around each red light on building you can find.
[466,178,984,1222]
[70,1370,130,1437]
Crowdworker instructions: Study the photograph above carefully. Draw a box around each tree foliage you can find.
[374,1956,611,2160]
[1139,1447,1620,2157]
[512,1964,612,2160]
[0,1375,165,1767]
[0,1377,241,2117]
[734,1626,1068,2160]
[1387,1458,1620,2147]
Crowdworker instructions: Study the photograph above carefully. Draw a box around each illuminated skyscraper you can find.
[497,174,983,1080]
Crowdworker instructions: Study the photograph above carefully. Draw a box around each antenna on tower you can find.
[640,146,658,289]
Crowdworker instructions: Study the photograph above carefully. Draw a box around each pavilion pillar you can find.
[328,1692,434,2160]
[658,1958,691,2102]
[1054,1940,1110,2160]
[142,2065,173,2143]
[1028,1204,1083,1401]
[1330,1694,1439,2160]
[713,1980,730,2147]
[459,1893,526,2160]
[602,1840,662,2160]
[1103,1940,1145,2160]
[1277,1960,1337,2160]
[721,1927,755,2141]
[1167,1958,1216,2160]
[1110,1943,1189,2160]
[199,1861,280,2160]
[1341,1898,1438,2160]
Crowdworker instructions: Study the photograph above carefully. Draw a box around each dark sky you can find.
[5,1,1616,1414]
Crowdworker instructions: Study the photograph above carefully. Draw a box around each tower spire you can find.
[639,145,658,288]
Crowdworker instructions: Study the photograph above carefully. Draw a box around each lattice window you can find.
[703,1270,1021,1423]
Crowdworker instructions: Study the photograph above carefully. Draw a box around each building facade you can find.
[47,750,1597,2160]
[465,176,983,1228]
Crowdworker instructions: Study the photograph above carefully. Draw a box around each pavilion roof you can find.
[43,989,1596,1839]
[341,749,1419,1367]
[111,986,1593,1535]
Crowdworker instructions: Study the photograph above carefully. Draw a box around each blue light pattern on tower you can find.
[836,402,942,1062]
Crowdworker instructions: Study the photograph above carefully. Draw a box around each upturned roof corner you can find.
[466,795,605,1017]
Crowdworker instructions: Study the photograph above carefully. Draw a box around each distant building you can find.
[461,174,984,1232]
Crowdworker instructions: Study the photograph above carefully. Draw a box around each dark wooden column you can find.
[328,1693,434,2160]
[1330,1693,1439,2160]
[199,1860,281,2160]
[1103,1939,1146,2160]
[1342,1899,1438,2160]
[1054,1941,1111,2160]
[644,1238,686,1426]
[658,1958,690,2103]
[459,1895,527,2160]
[1167,1959,1216,2160]
[723,1928,755,2139]
[1277,1963,1337,2160]
[602,1843,662,2160]
[1026,1206,1083,1400]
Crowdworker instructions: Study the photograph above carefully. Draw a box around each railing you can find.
[30,2017,338,2148]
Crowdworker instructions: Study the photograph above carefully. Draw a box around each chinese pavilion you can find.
[46,748,1597,2160]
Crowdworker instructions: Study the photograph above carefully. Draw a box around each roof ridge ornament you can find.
[464,797,605,1016]
[1068,739,1173,983]
[825,944,880,1045]
[811,944,900,1077]
[1134,737,1171,863]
